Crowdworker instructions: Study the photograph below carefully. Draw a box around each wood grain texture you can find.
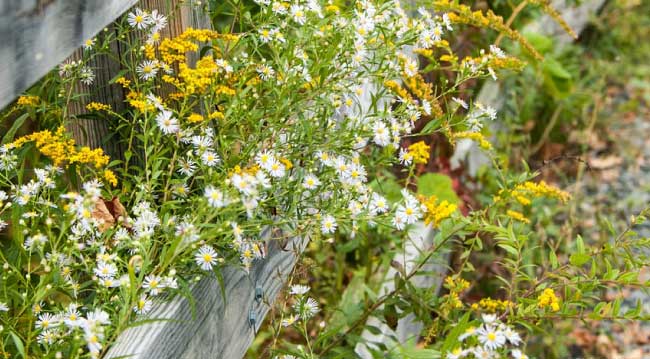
[106,231,308,359]
[65,0,212,158]
[0,0,138,110]
[450,0,607,175]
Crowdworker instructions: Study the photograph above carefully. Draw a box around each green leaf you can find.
[498,244,519,257]
[2,113,29,144]
[416,173,459,204]
[549,249,559,269]
[523,32,554,54]
[569,253,590,267]
[576,235,585,254]
[10,331,25,358]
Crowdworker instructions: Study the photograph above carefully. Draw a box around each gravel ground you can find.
[571,89,650,358]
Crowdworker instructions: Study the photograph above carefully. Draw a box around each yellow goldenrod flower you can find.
[407,141,430,165]
[420,195,457,228]
[17,95,40,107]
[537,288,560,312]
[506,209,530,224]
[86,102,111,112]
[103,169,118,187]
[452,131,493,150]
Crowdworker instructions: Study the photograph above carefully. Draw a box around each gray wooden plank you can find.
[106,230,308,359]
[0,0,138,110]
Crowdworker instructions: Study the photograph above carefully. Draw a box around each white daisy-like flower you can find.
[37,330,56,345]
[272,1,288,15]
[201,150,220,167]
[403,57,418,77]
[128,8,152,29]
[298,297,320,319]
[303,173,321,190]
[177,158,197,176]
[473,346,496,359]
[321,215,337,234]
[155,110,179,135]
[195,245,218,271]
[79,66,95,85]
[281,314,300,327]
[259,28,273,43]
[149,9,168,32]
[511,349,529,359]
[502,325,522,346]
[36,312,58,329]
[94,261,117,279]
[290,4,307,25]
[143,274,165,296]
[372,121,390,147]
[267,159,286,178]
[204,186,227,208]
[452,97,468,110]
[63,304,83,328]
[256,150,275,170]
[83,38,96,50]
[0,302,8,312]
[447,347,467,359]
[137,60,159,80]
[370,193,389,214]
[477,325,506,351]
[257,64,275,81]
[290,284,310,295]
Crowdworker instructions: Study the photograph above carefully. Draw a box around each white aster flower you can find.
[290,284,310,295]
[128,8,152,29]
[137,60,159,80]
[290,4,307,25]
[201,150,220,167]
[477,325,506,351]
[156,110,179,135]
[195,245,218,271]
[143,274,165,296]
[321,215,337,234]
[303,173,321,190]
[204,186,227,208]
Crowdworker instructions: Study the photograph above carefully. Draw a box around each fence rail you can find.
[0,0,137,110]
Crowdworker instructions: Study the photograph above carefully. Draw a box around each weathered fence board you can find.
[0,0,138,110]
[106,232,308,359]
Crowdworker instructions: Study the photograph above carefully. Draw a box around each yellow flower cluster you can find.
[452,131,492,150]
[443,276,470,309]
[126,91,155,112]
[86,102,112,112]
[187,113,204,123]
[407,141,430,164]
[537,288,560,312]
[403,74,443,117]
[17,95,40,107]
[471,297,515,312]
[159,28,221,64]
[420,195,457,228]
[103,169,118,187]
[11,127,109,169]
[115,77,131,89]
[432,0,542,60]
[514,181,571,204]
[209,110,225,120]
[384,80,413,103]
[506,209,530,224]
[177,56,220,95]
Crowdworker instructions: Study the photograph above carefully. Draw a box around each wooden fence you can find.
[0,0,607,358]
